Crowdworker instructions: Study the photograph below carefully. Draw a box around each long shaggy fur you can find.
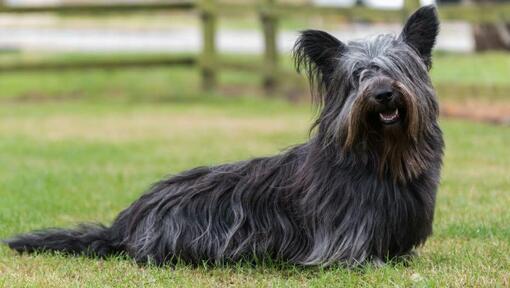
[5,6,444,267]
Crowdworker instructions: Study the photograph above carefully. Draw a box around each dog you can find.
[5,5,443,267]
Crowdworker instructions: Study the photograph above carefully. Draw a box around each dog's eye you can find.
[353,69,363,82]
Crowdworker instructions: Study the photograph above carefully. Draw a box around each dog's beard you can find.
[342,81,427,182]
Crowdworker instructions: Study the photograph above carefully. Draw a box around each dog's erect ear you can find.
[293,30,345,91]
[399,5,439,69]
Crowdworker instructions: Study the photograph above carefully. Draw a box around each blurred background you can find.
[0,0,508,121]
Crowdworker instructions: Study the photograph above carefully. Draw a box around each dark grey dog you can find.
[5,5,443,267]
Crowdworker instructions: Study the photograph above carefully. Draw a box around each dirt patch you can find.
[441,101,510,125]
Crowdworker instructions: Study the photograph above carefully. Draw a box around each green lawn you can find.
[0,52,509,286]
[0,95,509,287]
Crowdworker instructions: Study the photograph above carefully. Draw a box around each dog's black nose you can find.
[374,89,393,104]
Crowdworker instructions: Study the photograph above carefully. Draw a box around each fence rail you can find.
[0,1,195,13]
[0,0,508,93]
[0,55,196,72]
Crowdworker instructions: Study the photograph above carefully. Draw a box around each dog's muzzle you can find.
[344,75,421,149]
[364,76,406,127]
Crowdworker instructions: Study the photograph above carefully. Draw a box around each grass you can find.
[0,51,509,102]
[0,52,509,287]
[1,97,509,287]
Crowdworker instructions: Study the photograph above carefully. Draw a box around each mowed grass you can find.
[0,96,509,287]
[0,52,509,286]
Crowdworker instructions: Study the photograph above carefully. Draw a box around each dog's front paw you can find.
[371,257,386,268]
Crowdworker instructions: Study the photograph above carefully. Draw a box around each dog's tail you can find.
[3,224,122,257]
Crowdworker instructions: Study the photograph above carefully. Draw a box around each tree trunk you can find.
[471,0,510,51]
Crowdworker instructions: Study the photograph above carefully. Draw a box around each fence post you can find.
[200,0,217,91]
[260,0,278,95]
[403,0,420,19]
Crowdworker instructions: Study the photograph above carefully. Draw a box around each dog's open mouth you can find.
[379,108,400,125]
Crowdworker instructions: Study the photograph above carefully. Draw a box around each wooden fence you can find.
[0,0,509,93]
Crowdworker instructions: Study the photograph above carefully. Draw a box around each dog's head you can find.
[294,5,441,181]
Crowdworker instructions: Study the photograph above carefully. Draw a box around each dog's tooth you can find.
[379,109,400,122]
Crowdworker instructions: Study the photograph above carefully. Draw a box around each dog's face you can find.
[294,5,440,180]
